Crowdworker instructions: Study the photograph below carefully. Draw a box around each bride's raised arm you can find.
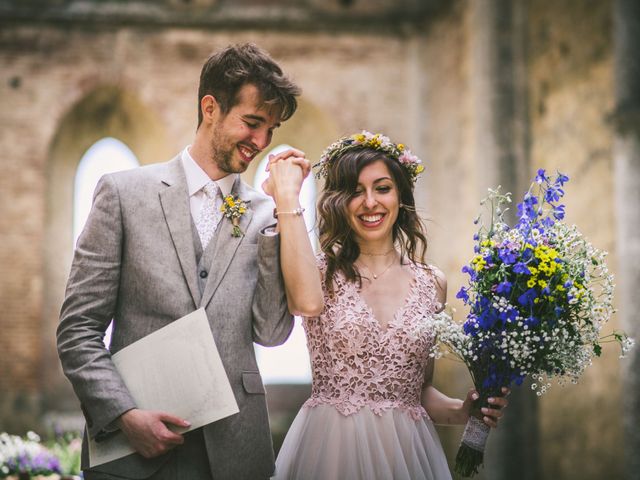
[263,148,324,317]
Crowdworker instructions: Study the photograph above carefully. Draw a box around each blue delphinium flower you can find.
[461,264,478,281]
[556,172,569,185]
[498,248,517,264]
[456,287,470,303]
[545,185,563,203]
[518,288,537,306]
[553,204,566,220]
[513,262,531,275]
[541,217,555,228]
[517,193,539,220]
[496,281,512,295]
[535,168,548,184]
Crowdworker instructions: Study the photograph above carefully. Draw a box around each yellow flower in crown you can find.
[220,195,248,237]
[314,130,425,185]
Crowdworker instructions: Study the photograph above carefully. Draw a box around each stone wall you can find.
[526,1,624,478]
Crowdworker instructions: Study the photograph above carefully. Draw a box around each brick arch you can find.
[42,86,172,415]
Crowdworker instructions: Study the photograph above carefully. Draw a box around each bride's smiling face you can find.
[347,160,400,246]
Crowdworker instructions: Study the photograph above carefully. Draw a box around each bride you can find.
[264,132,508,480]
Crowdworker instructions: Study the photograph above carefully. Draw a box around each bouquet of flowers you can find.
[430,170,633,477]
[0,431,62,478]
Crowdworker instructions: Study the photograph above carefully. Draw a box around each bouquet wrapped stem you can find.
[455,380,503,476]
[456,415,490,476]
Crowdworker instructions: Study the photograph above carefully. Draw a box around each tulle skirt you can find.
[273,404,452,480]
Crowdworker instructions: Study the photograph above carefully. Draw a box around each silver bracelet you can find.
[273,207,305,218]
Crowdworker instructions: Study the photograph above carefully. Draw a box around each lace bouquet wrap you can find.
[429,170,633,477]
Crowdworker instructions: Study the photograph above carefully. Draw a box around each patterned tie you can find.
[196,181,222,249]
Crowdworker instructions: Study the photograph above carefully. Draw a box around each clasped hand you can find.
[261,148,310,201]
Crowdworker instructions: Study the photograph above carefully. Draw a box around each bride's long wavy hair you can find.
[317,147,428,293]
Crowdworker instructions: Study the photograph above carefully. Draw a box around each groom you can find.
[57,43,306,479]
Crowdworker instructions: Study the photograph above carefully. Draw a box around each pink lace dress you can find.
[274,256,452,480]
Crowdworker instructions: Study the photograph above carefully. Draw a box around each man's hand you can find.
[117,409,190,458]
[262,148,309,200]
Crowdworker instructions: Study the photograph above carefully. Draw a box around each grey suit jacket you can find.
[57,156,294,479]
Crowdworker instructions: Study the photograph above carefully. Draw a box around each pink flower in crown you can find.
[399,150,419,165]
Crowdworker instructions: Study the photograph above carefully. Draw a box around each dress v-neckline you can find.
[355,263,419,332]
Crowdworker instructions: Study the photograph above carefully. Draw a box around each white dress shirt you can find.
[181,146,237,222]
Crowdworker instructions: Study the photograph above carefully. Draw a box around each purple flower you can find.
[517,193,539,221]
[496,281,512,294]
[456,287,470,302]
[498,248,517,264]
[545,186,564,203]
[525,316,540,327]
[513,262,531,275]
[535,168,548,184]
[518,288,538,306]
[553,204,566,220]
[498,306,517,322]
[541,217,555,228]
[462,265,478,281]
[463,318,478,335]
[556,172,570,186]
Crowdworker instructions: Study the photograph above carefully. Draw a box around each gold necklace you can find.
[358,255,397,280]
[360,247,395,257]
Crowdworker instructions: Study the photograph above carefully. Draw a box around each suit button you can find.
[200,270,208,278]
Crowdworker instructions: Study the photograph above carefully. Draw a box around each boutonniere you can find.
[220,195,249,237]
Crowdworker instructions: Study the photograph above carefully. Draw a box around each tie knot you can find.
[202,181,219,199]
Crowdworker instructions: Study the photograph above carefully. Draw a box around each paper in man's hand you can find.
[88,308,239,467]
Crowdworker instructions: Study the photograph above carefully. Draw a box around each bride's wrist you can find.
[455,399,471,425]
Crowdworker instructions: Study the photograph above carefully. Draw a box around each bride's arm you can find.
[263,150,324,317]
[421,362,470,425]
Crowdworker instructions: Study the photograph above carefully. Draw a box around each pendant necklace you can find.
[359,254,397,280]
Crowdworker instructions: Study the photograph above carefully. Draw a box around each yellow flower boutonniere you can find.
[220,195,248,237]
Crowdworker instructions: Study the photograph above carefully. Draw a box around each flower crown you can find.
[313,131,425,183]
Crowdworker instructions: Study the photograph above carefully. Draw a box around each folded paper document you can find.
[89,308,239,467]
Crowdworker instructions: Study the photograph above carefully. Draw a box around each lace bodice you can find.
[302,255,441,421]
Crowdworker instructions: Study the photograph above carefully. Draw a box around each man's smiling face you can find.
[209,83,281,175]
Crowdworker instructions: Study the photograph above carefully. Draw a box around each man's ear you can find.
[200,95,220,123]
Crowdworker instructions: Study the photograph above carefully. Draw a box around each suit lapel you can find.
[158,157,201,307]
[199,177,254,309]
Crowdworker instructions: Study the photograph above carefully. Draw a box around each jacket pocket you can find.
[241,371,265,395]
